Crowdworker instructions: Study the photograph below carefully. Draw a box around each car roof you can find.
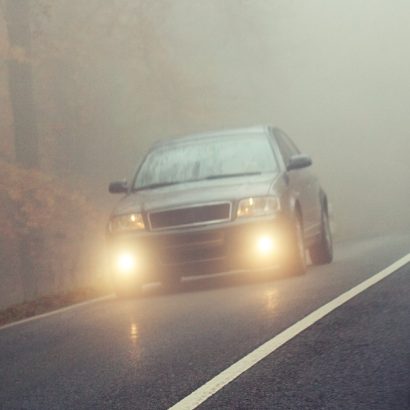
[152,125,275,148]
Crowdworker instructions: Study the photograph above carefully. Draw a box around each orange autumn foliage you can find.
[0,160,107,308]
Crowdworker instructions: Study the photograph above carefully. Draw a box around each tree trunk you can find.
[5,0,39,168]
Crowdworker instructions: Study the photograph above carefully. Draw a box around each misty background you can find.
[1,0,410,238]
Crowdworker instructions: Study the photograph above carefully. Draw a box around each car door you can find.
[274,130,320,241]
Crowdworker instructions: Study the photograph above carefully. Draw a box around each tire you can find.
[309,209,333,265]
[285,214,307,276]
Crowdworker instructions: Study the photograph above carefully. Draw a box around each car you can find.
[107,126,333,297]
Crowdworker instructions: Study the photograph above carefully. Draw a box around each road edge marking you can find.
[0,294,114,332]
[169,253,410,410]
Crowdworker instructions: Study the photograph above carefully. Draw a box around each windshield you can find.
[133,133,278,190]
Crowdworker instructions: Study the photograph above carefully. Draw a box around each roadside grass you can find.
[0,287,111,327]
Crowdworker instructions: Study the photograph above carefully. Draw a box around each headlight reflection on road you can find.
[265,289,279,312]
[130,323,139,343]
[129,322,141,363]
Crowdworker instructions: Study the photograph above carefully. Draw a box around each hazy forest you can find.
[1,0,409,308]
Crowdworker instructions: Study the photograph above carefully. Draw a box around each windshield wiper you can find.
[205,172,262,180]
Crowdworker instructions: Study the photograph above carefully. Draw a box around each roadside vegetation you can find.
[0,160,108,313]
[0,287,110,327]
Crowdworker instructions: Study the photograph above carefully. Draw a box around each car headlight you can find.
[114,251,138,277]
[109,213,145,233]
[237,196,280,218]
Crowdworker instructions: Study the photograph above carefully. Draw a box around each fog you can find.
[2,0,410,238]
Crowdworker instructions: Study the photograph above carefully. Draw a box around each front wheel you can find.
[309,209,333,265]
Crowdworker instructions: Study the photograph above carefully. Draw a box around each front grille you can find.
[149,202,231,230]
[160,231,226,265]
[161,245,226,265]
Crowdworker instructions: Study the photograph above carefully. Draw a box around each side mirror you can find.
[287,154,312,171]
[109,180,128,194]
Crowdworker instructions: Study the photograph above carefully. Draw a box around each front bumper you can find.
[107,215,290,282]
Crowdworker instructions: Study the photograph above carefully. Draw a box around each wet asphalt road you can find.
[0,234,409,410]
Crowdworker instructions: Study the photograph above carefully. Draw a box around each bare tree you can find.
[4,0,38,168]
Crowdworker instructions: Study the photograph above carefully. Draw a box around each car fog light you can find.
[115,252,137,277]
[257,236,277,255]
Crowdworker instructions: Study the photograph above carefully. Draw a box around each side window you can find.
[275,133,293,165]
[281,132,301,155]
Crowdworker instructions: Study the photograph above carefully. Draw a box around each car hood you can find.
[112,173,279,215]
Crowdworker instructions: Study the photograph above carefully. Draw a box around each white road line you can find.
[0,294,114,331]
[169,253,410,410]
